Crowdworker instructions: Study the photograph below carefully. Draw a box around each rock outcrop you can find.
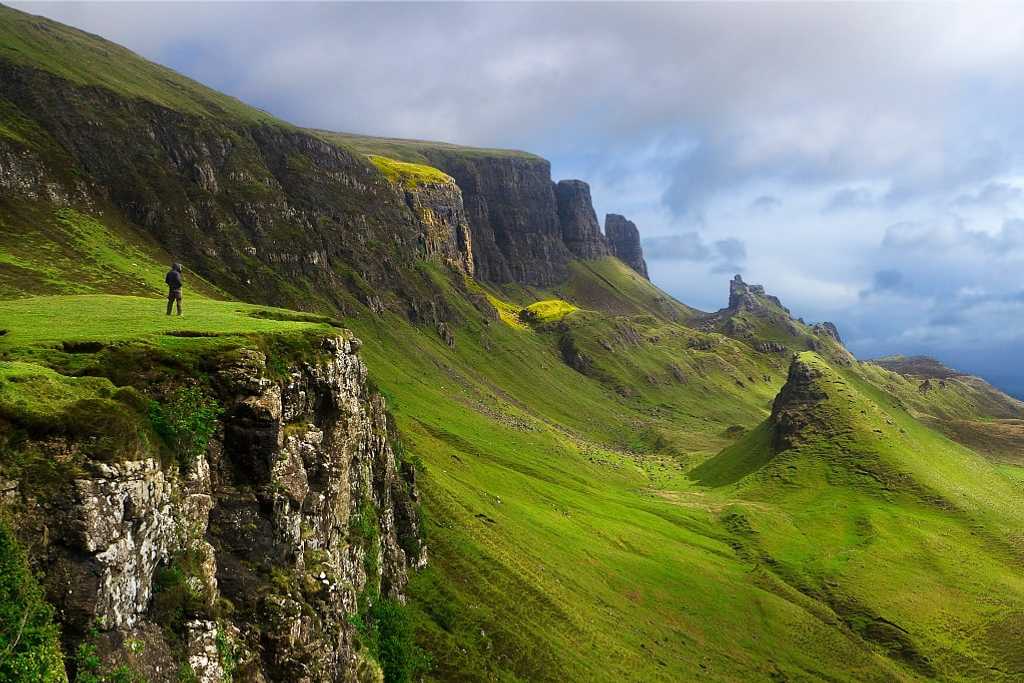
[4,336,425,681]
[422,151,573,285]
[812,322,843,345]
[770,355,830,452]
[397,178,474,275]
[727,274,789,314]
[555,180,610,260]
[604,214,648,278]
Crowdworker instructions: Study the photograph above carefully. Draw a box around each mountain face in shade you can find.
[604,213,649,278]
[555,179,611,260]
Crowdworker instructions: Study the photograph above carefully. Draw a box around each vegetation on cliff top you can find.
[367,154,455,189]
[316,130,540,165]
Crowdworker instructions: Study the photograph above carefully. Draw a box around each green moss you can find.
[367,155,453,189]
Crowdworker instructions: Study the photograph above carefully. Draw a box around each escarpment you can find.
[604,214,648,278]
[388,173,474,275]
[421,150,648,286]
[1,53,650,296]
[1,335,425,682]
[555,180,611,260]
[420,150,573,285]
[0,60,458,317]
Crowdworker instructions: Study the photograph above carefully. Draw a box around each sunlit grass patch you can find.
[367,154,454,189]
[521,298,579,324]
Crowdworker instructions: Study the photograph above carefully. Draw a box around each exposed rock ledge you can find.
[7,336,425,682]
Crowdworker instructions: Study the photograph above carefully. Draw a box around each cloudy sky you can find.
[15,2,1024,396]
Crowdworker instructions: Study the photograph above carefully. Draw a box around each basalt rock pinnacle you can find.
[605,214,649,278]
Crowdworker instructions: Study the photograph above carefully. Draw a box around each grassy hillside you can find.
[4,210,1024,679]
[0,4,280,124]
[863,357,1024,464]
[693,353,1024,678]
[3,5,1024,681]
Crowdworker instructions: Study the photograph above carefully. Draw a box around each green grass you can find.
[0,202,226,300]
[0,295,330,349]
[367,154,454,189]
[314,130,539,165]
[691,352,1024,678]
[3,252,1024,679]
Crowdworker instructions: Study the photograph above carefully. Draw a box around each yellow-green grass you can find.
[341,267,966,680]
[315,130,539,165]
[522,298,578,323]
[346,312,909,681]
[367,154,455,189]
[3,212,1023,678]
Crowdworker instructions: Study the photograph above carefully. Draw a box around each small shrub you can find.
[74,632,142,683]
[149,386,222,468]
[0,522,65,682]
[370,599,429,683]
[150,553,206,647]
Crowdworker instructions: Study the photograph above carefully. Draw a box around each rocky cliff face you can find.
[4,335,424,682]
[555,180,610,260]
[421,151,572,285]
[396,180,474,275]
[770,355,830,452]
[0,60,454,318]
[2,56,651,295]
[604,214,648,278]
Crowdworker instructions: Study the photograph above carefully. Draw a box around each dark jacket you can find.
[165,265,183,291]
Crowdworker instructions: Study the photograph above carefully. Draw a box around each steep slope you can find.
[693,353,1024,678]
[0,294,425,681]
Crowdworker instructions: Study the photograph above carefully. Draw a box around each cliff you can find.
[0,57,457,321]
[368,155,474,275]
[1,334,425,681]
[555,180,611,260]
[420,150,573,285]
[604,214,648,278]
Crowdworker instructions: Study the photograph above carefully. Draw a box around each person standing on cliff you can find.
[165,262,184,315]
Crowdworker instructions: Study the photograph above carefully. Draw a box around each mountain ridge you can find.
[2,5,1024,682]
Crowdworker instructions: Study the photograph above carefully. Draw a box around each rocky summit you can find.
[604,213,649,278]
[2,6,1024,683]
